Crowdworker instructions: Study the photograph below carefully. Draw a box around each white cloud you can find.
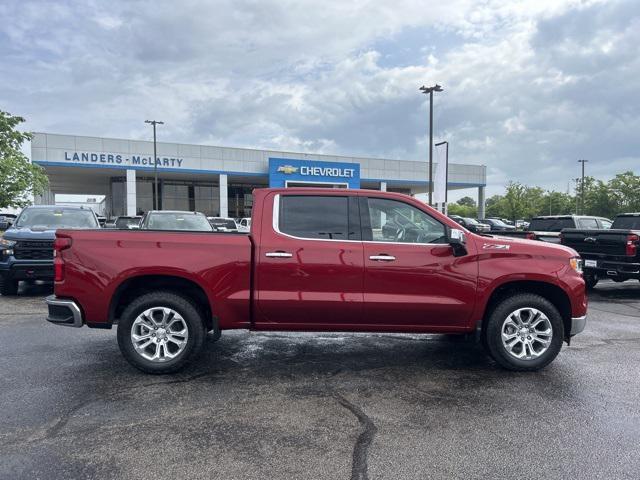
[0,0,638,197]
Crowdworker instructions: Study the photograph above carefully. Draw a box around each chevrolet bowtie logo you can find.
[277,165,299,174]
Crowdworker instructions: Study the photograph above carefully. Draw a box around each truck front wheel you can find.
[584,273,598,290]
[0,278,19,296]
[483,294,564,371]
[117,291,206,374]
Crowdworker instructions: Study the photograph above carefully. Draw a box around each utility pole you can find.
[435,141,449,213]
[419,84,443,205]
[145,120,164,210]
[578,159,588,215]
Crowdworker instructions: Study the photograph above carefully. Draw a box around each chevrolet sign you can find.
[277,165,299,174]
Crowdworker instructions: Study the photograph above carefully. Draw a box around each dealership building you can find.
[31,133,487,219]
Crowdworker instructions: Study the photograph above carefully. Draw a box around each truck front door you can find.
[360,196,477,329]
[255,193,364,327]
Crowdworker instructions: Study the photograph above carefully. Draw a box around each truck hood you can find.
[2,227,57,242]
[480,233,578,257]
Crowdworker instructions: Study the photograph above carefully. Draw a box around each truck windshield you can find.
[529,218,575,231]
[15,208,99,229]
[613,216,640,230]
[146,213,213,231]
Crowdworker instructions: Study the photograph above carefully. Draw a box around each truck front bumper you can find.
[0,258,53,281]
[46,295,83,328]
[570,314,587,335]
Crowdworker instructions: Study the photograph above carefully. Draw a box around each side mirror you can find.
[448,227,468,257]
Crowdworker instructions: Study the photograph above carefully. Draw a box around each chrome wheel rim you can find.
[501,308,552,360]
[131,307,189,362]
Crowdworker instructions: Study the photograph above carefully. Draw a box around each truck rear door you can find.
[254,192,364,327]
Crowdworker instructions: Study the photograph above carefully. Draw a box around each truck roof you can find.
[617,212,640,217]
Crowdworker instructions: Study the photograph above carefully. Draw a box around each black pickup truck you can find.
[494,215,612,243]
[561,213,640,288]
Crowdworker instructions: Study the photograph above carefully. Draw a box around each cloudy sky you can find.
[1,0,638,198]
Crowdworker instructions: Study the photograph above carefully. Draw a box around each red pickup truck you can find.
[46,188,587,374]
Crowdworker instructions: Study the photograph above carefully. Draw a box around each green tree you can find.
[457,196,476,208]
[608,171,640,213]
[447,203,476,218]
[0,111,48,209]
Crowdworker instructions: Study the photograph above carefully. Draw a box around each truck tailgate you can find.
[561,229,633,257]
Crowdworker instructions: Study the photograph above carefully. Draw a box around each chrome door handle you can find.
[369,255,396,261]
[265,252,293,258]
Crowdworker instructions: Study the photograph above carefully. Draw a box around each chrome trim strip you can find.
[46,295,83,328]
[570,314,587,335]
[272,194,448,247]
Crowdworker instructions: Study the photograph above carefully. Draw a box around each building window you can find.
[195,185,220,217]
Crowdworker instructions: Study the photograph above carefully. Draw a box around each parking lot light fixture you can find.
[145,120,164,210]
[420,84,443,205]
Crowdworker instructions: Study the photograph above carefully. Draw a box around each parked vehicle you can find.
[481,218,516,232]
[141,211,213,232]
[0,206,100,295]
[46,188,587,374]
[0,213,18,231]
[516,219,529,230]
[207,217,239,233]
[561,213,640,289]
[449,215,491,233]
[115,216,142,230]
[237,217,251,233]
[496,215,612,243]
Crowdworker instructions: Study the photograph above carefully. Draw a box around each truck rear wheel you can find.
[117,291,206,374]
[483,294,564,371]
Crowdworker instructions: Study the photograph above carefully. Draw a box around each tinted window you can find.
[15,208,98,229]
[579,218,599,229]
[528,218,575,231]
[279,196,349,240]
[613,216,640,229]
[367,198,446,244]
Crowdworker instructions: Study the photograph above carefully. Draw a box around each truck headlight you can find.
[569,257,583,274]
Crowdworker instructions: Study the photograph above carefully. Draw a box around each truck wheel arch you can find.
[108,274,215,330]
[479,280,572,341]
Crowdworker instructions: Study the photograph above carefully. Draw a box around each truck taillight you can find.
[53,237,72,282]
[626,234,639,256]
[526,232,536,240]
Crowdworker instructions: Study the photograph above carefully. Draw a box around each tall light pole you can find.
[420,84,443,205]
[145,120,164,210]
[578,159,588,214]
[435,140,449,213]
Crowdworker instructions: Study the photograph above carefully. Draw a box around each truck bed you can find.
[53,229,253,327]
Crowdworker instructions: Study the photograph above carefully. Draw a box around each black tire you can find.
[584,273,598,290]
[483,293,564,371]
[0,278,19,296]
[117,291,206,374]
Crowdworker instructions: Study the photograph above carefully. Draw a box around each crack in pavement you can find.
[334,394,377,480]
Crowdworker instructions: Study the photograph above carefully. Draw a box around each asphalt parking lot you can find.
[1,282,639,480]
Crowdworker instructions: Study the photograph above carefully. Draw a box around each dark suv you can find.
[0,206,100,295]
